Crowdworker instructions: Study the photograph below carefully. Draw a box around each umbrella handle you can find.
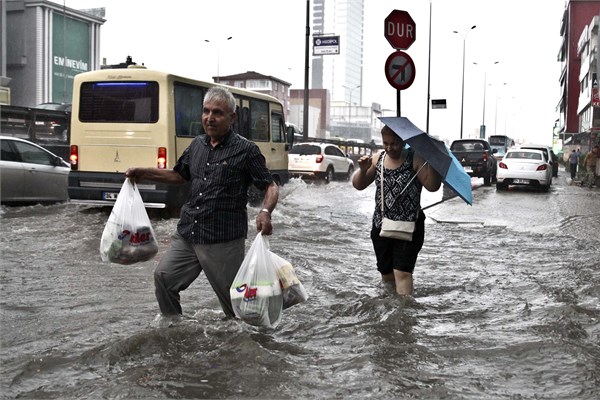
[399,160,428,197]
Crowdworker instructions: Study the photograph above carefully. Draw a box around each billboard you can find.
[52,13,90,104]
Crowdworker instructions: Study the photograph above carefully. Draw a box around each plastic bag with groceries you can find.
[270,251,308,310]
[99,179,159,265]
[230,232,283,328]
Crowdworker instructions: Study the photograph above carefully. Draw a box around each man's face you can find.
[202,100,235,141]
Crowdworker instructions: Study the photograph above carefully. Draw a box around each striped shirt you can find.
[173,131,273,244]
[373,149,422,228]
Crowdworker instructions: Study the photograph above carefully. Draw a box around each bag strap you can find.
[379,151,429,215]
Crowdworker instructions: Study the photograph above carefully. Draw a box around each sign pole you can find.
[302,0,310,141]
[383,9,416,117]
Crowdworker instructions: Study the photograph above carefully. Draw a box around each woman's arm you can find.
[414,154,442,192]
[352,152,380,190]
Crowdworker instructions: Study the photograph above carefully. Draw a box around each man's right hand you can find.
[124,167,144,183]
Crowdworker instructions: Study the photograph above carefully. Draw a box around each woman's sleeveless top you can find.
[373,150,422,228]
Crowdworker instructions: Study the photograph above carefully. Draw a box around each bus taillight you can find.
[69,145,79,170]
[157,147,167,169]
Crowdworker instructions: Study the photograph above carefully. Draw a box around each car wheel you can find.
[541,183,550,192]
[345,165,354,181]
[496,182,507,191]
[325,167,334,184]
[484,174,492,186]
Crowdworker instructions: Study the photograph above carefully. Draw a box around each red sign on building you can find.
[592,73,600,108]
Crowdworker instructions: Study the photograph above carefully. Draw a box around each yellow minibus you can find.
[68,67,292,209]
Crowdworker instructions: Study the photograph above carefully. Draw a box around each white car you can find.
[0,136,70,204]
[496,148,553,192]
[288,142,355,183]
[519,144,559,178]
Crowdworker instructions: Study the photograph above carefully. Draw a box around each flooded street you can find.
[1,171,599,399]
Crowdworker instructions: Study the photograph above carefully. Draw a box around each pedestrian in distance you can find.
[569,149,579,180]
[125,86,278,326]
[583,145,598,188]
[352,125,442,296]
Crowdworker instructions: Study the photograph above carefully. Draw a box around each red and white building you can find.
[556,0,600,153]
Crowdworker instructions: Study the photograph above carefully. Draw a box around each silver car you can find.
[1,136,70,204]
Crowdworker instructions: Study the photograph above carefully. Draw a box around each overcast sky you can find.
[63,0,568,145]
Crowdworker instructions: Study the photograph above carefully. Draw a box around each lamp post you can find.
[204,36,233,83]
[343,84,360,126]
[453,25,476,139]
[494,83,507,135]
[473,60,499,138]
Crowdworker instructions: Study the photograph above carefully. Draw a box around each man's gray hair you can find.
[204,86,236,113]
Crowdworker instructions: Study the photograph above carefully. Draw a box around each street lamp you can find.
[473,60,499,138]
[494,83,508,136]
[204,36,233,83]
[453,25,476,139]
[343,84,361,125]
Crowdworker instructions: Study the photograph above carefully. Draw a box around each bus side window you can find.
[271,113,284,143]
[174,82,204,137]
[249,99,269,141]
[189,122,203,136]
[238,106,250,138]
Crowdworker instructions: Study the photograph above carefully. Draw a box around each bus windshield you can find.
[488,135,515,158]
[79,81,159,123]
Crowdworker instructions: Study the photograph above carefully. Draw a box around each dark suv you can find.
[450,139,498,186]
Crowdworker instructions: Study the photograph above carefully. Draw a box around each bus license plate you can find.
[463,166,472,172]
[103,192,118,200]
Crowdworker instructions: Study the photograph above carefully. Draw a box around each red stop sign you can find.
[384,10,416,50]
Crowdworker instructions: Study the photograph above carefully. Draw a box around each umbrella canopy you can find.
[379,116,472,205]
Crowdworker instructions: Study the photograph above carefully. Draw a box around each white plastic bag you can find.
[99,179,159,265]
[230,233,283,328]
[270,251,308,310]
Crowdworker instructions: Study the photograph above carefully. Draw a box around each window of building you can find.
[247,79,272,90]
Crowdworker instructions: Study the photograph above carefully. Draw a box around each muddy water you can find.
[1,176,599,399]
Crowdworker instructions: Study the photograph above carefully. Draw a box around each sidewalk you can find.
[566,174,599,190]
[562,162,599,189]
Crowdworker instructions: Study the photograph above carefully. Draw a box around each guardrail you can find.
[0,105,70,160]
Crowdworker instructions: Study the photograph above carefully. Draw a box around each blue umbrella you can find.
[379,116,472,206]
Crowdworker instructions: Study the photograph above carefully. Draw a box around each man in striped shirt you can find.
[125,86,278,325]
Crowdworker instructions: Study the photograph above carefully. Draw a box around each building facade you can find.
[556,0,600,152]
[217,71,291,120]
[288,0,372,142]
[1,0,104,108]
[311,0,364,106]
